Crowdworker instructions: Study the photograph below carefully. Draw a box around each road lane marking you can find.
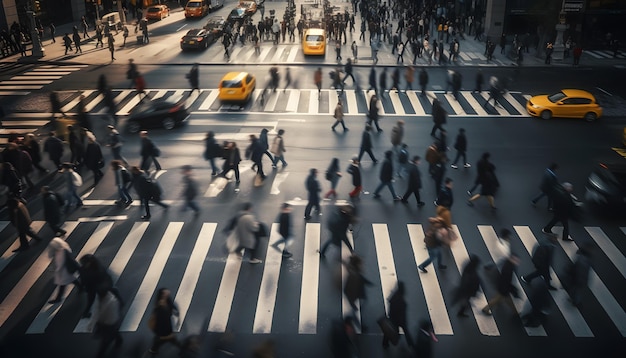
[299,223,320,334]
[372,224,398,315]
[208,252,244,332]
[253,224,284,333]
[0,221,45,274]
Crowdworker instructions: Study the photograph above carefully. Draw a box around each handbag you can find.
[377,315,399,345]
[64,249,80,274]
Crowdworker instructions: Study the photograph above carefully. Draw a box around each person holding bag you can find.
[47,238,81,304]
[417,216,448,273]
[225,202,263,264]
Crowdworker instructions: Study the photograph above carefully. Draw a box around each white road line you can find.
[459,52,472,61]
[585,227,626,280]
[0,222,79,328]
[406,91,426,115]
[113,90,133,108]
[208,252,243,332]
[263,91,280,112]
[328,90,339,115]
[258,46,272,62]
[0,80,53,85]
[10,76,62,80]
[205,176,229,197]
[585,51,606,59]
[287,47,298,62]
[308,88,319,114]
[0,120,50,127]
[173,223,217,332]
[443,93,465,115]
[170,89,187,103]
[372,224,398,315]
[388,91,405,115]
[478,92,509,115]
[0,85,43,90]
[151,89,168,101]
[24,71,71,75]
[0,221,45,274]
[460,92,488,116]
[199,89,219,110]
[502,92,529,116]
[229,46,245,59]
[270,46,286,62]
[120,222,184,332]
[342,230,361,333]
[0,91,30,96]
[407,224,453,335]
[450,225,500,336]
[84,93,104,112]
[60,90,95,113]
[253,224,284,333]
[299,223,320,334]
[480,226,547,336]
[285,89,299,112]
[553,227,626,336]
[185,90,201,109]
[514,226,594,336]
[27,222,113,334]
[117,93,147,115]
[270,172,289,195]
[74,222,149,333]
[344,89,358,114]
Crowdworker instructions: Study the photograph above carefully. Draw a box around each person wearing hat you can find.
[181,165,200,216]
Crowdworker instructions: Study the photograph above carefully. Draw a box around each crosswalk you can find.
[0,64,86,96]
[584,50,626,60]
[0,219,624,338]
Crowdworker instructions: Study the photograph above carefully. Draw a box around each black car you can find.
[227,8,247,24]
[180,28,212,50]
[585,157,626,211]
[126,98,189,133]
[204,15,225,41]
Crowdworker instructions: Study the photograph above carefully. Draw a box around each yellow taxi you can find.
[185,0,209,19]
[218,72,256,102]
[302,28,326,56]
[145,5,170,21]
[526,89,602,122]
[238,0,257,16]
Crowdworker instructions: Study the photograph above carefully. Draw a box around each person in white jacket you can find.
[47,238,80,304]
[484,228,512,271]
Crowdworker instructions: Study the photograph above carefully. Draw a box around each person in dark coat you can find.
[43,132,64,169]
[0,162,23,199]
[84,133,104,186]
[41,186,66,237]
[473,69,484,93]
[129,166,168,220]
[450,128,470,169]
[330,317,357,358]
[7,197,42,252]
[203,131,221,176]
[304,168,321,220]
[414,319,437,358]
[23,133,48,174]
[76,95,92,131]
[50,91,65,118]
[181,165,200,215]
[542,182,577,241]
[218,141,241,183]
[373,150,401,200]
[258,128,273,165]
[187,63,199,94]
[148,288,181,355]
[565,243,592,306]
[347,156,362,200]
[453,254,481,317]
[419,68,428,96]
[270,202,293,257]
[482,253,520,315]
[379,68,387,96]
[3,142,34,188]
[532,163,559,210]
[430,99,446,137]
[343,254,372,326]
[467,152,496,195]
[522,278,551,327]
[383,281,414,348]
[78,254,114,318]
[467,156,498,211]
[368,94,383,132]
[67,125,84,167]
[246,134,267,180]
[435,177,454,209]
[319,203,356,256]
[367,67,377,94]
[521,235,558,290]
[417,216,447,273]
[357,125,378,164]
[401,156,425,207]
[139,130,161,172]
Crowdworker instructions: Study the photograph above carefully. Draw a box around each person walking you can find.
[22,133,47,175]
[482,253,521,315]
[218,142,241,184]
[257,128,274,169]
[148,288,182,355]
[390,119,404,156]
[358,125,378,164]
[324,158,342,199]
[139,131,162,172]
[367,67,377,94]
[134,72,148,101]
[378,68,387,96]
[452,254,481,317]
[342,58,356,86]
[283,67,292,92]
[405,65,415,90]
[351,40,358,62]
[107,33,115,60]
[473,70,484,93]
[368,94,383,132]
[430,99,446,137]
[415,319,437,358]
[84,133,105,186]
[545,42,553,64]
[467,160,498,211]
[89,287,123,358]
[565,243,592,306]
[50,91,66,119]
[347,156,362,200]
[187,63,199,95]
[3,143,34,189]
[63,33,73,54]
[130,166,168,220]
[179,165,200,216]
[435,177,454,209]
[467,152,496,196]
[332,100,348,132]
[247,134,267,180]
[401,156,425,208]
[7,197,42,252]
[60,162,83,212]
[67,125,84,168]
[343,254,372,326]
[127,59,138,88]
[78,254,115,318]
[314,67,322,97]
[270,203,294,258]
[531,163,559,210]
[72,27,82,54]
[111,160,132,206]
[106,125,128,166]
[270,129,287,168]
[47,237,81,304]
[225,202,263,263]
[450,128,470,169]
[417,216,448,273]
[203,131,221,176]
[520,234,558,290]
[81,15,90,38]
[43,132,64,170]
[542,182,578,242]
[373,151,401,201]
[304,168,322,220]
[41,186,66,237]
[419,68,428,96]
[319,203,356,256]
[382,281,414,348]
[122,25,129,46]
[49,22,56,43]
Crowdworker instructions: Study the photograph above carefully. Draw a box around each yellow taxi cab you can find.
[145,5,170,21]
[526,89,602,122]
[302,28,326,56]
[185,0,209,19]
[218,72,256,102]
[238,0,257,16]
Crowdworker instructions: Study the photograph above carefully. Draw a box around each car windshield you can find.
[230,9,244,16]
[222,80,242,88]
[187,2,201,7]
[306,35,323,41]
[547,92,567,103]
[147,7,161,13]
[185,29,203,36]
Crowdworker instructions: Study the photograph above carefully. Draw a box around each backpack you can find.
[120,168,131,184]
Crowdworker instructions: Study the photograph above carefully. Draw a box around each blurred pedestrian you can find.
[564,243,592,306]
[358,125,378,164]
[331,317,358,358]
[324,157,342,199]
[473,69,484,93]
[41,186,66,237]
[368,94,382,132]
[415,319,437,358]
[270,203,294,258]
[89,287,123,358]
[270,129,287,168]
[314,67,322,97]
[129,166,168,221]
[531,163,559,210]
[382,281,414,348]
[257,128,273,170]
[127,59,138,88]
[72,26,82,53]
[467,152,496,196]
[283,67,292,91]
[78,254,115,318]
[419,68,428,96]
[22,133,47,175]
[430,99,446,137]
[467,157,498,211]
[343,254,372,326]
[107,33,115,60]
[181,165,200,216]
[60,162,83,211]
[49,22,56,43]
[47,237,80,304]
[435,177,454,209]
[187,63,199,95]
[542,182,578,242]
[134,72,147,101]
[347,156,362,200]
[43,132,64,170]
[521,279,551,327]
[246,134,266,180]
[50,91,65,119]
[304,168,321,220]
[401,156,425,208]
[225,202,263,263]
[367,67,377,94]
[405,65,415,90]
[139,131,162,172]
[417,216,448,273]
[319,203,356,256]
[203,131,221,176]
[111,160,132,206]
[84,132,105,186]
[7,197,42,252]
[332,100,347,132]
[482,252,521,315]
[81,16,90,38]
[148,288,181,355]
[218,141,241,184]
[122,25,129,46]
[521,234,558,290]
[373,150,401,201]
[67,125,84,168]
[63,33,72,54]
[106,125,128,166]
[450,128,470,169]
[453,254,481,317]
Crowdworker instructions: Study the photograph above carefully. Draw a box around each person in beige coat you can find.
[226,202,262,264]
[332,100,348,132]
[270,129,287,168]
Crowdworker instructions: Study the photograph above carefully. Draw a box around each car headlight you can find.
[532,103,541,109]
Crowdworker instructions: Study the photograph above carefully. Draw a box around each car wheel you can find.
[584,112,597,122]
[162,117,176,130]
[127,121,141,134]
[540,110,552,120]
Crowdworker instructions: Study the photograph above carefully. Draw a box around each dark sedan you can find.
[227,8,247,24]
[204,15,225,40]
[180,28,212,50]
[585,158,626,212]
[126,98,189,133]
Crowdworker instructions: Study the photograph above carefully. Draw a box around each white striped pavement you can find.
[585,227,626,279]
[253,224,284,333]
[0,221,46,274]
[299,223,321,334]
[372,224,398,315]
[341,229,361,333]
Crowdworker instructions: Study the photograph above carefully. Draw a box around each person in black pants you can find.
[450,128,470,169]
[357,125,378,164]
[304,168,321,220]
[319,204,355,257]
[139,131,161,172]
[401,156,425,207]
[430,99,446,137]
[129,166,168,220]
[521,235,558,290]
[383,281,414,348]
[542,182,577,241]
[367,94,383,132]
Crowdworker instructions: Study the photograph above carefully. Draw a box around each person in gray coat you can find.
[227,202,262,264]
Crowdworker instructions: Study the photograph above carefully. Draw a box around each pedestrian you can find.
[417,216,448,273]
[401,156,425,207]
[545,42,553,64]
[89,287,123,358]
[218,141,241,184]
[246,134,266,180]
[415,319,437,358]
[107,33,115,60]
[450,128,470,169]
[467,152,496,196]
[187,63,199,95]
[452,254,481,317]
[270,203,294,258]
[3,142,34,189]
[122,25,129,46]
[283,67,291,91]
[270,129,287,168]
[391,67,400,92]
[134,72,147,101]
[521,279,551,327]
[147,288,182,355]
[84,132,105,186]
[368,94,383,132]
[343,253,372,326]
[351,40,358,62]
[104,87,118,125]
[67,125,84,168]
[324,158,342,199]
[180,165,200,216]
[43,132,64,170]
[482,253,520,315]
[47,237,81,304]
[127,59,138,88]
[304,168,321,220]
[430,99,447,138]
[358,125,378,164]
[520,234,558,290]
[22,133,47,175]
[203,131,221,176]
[564,243,592,306]
[49,22,56,43]
[382,281,413,348]
[139,131,162,172]
[50,91,65,118]
[484,228,513,271]
[467,159,498,211]
[335,40,342,61]
[105,125,128,166]
[331,317,358,358]
[257,128,274,169]
[314,67,322,97]
[225,202,263,263]
[373,151,401,201]
[63,33,72,54]
[390,119,404,157]
[110,160,132,206]
[78,254,115,318]
[435,177,454,209]
[7,197,42,252]
[73,26,82,53]
[60,162,83,211]
[473,69,484,93]
[81,15,90,38]
[483,76,502,108]
[378,67,387,96]
[419,68,428,96]
[319,203,356,256]
[531,163,559,210]
[331,100,348,132]
[141,19,149,44]
[367,67,377,94]
[573,44,582,66]
[405,65,414,90]
[346,156,362,200]
[542,182,579,242]
[129,166,168,221]
[342,58,356,86]
[41,186,66,237]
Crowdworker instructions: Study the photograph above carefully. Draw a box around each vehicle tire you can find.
[127,121,141,134]
[540,110,552,120]
[584,112,597,122]
[162,117,176,130]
